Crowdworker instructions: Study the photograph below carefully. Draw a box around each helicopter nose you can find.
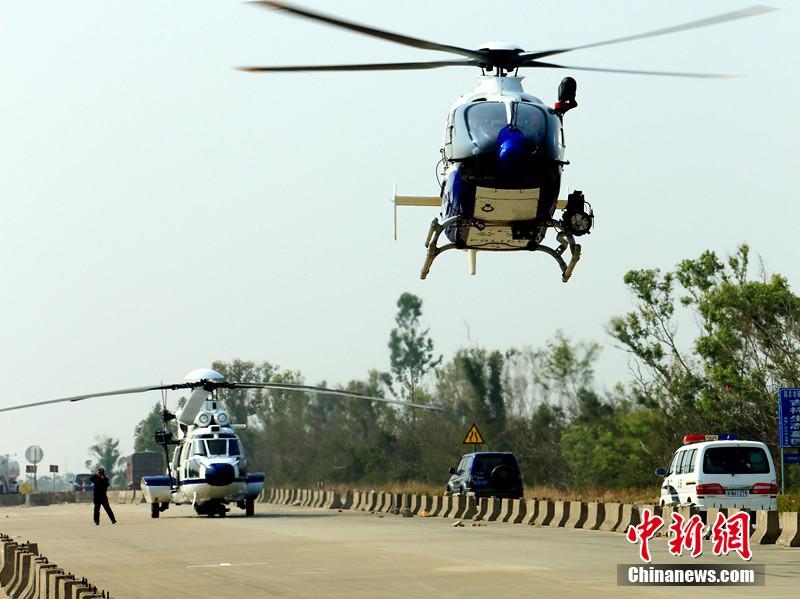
[497,126,527,177]
[205,463,235,487]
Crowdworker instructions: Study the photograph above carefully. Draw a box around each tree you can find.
[133,402,176,453]
[85,435,125,488]
[388,293,442,419]
[609,245,800,460]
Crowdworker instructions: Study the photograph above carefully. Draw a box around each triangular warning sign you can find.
[463,423,485,445]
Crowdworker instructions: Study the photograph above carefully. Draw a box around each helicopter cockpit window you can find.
[192,440,207,457]
[206,439,228,456]
[513,103,547,144]
[464,102,508,151]
[228,439,241,457]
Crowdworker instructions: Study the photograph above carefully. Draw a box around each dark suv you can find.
[446,452,524,499]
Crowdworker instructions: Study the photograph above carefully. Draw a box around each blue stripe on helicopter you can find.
[143,473,264,487]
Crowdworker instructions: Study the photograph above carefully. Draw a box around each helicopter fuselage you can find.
[440,75,566,250]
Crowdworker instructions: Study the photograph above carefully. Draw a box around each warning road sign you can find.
[463,423,485,445]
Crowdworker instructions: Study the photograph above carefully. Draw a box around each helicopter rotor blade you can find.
[520,5,776,61]
[0,383,185,415]
[0,378,444,414]
[228,382,444,412]
[238,60,477,73]
[522,59,734,79]
[250,1,486,63]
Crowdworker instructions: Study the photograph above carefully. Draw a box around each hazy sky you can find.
[1,1,797,475]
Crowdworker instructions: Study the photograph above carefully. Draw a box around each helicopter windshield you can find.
[464,102,508,150]
[205,439,228,456]
[513,103,547,142]
[229,439,241,456]
[191,440,207,456]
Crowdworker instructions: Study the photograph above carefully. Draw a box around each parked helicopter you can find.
[241,2,774,281]
[0,368,443,518]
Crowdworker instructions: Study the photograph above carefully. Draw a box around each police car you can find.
[655,434,778,510]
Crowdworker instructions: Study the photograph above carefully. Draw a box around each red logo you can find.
[711,511,752,560]
[626,508,664,563]
[627,509,753,562]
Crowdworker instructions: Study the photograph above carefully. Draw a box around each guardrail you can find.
[257,487,800,547]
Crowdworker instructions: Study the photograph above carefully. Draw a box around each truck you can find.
[127,452,165,490]
[0,455,20,494]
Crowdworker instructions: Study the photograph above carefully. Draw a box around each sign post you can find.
[778,388,800,494]
[463,423,485,453]
[24,446,44,493]
[49,464,58,494]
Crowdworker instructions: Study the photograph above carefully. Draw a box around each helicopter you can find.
[241,2,775,281]
[0,367,443,518]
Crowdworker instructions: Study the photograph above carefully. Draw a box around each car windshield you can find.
[702,446,770,474]
[473,454,517,476]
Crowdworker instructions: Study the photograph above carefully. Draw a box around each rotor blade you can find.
[521,5,776,61]
[0,383,186,415]
[229,382,444,412]
[250,1,486,62]
[238,60,477,73]
[523,59,733,79]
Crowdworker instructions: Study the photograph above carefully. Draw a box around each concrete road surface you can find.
[0,502,797,598]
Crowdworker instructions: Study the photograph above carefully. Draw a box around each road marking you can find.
[187,562,270,569]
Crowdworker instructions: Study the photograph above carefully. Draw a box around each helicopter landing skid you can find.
[420,217,581,283]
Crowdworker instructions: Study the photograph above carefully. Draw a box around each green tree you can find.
[85,435,125,488]
[133,402,177,453]
[388,293,442,416]
[610,245,800,460]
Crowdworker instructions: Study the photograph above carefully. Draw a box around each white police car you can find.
[656,434,778,510]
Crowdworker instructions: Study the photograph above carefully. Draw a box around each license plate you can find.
[725,489,748,497]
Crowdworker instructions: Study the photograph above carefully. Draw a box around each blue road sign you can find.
[784,453,800,464]
[778,388,800,448]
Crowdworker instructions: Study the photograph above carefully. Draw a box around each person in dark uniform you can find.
[90,468,116,525]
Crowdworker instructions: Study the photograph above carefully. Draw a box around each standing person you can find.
[90,468,116,525]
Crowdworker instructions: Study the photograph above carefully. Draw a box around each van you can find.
[655,435,777,510]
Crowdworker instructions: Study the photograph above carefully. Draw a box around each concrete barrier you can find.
[451,495,467,519]
[584,502,605,531]
[340,490,353,509]
[486,498,503,522]
[598,503,622,532]
[361,491,376,512]
[498,499,513,523]
[440,496,455,518]
[350,491,362,511]
[551,501,571,527]
[508,499,527,524]
[565,501,588,529]
[523,499,539,525]
[429,496,444,517]
[532,500,555,527]
[324,491,343,510]
[616,504,642,534]
[400,494,413,518]
[389,493,402,515]
[410,494,422,515]
[750,510,781,545]
[420,495,433,515]
[472,497,488,521]
[777,512,800,548]
[462,494,478,520]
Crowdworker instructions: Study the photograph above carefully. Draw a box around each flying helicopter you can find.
[0,367,442,518]
[241,2,775,281]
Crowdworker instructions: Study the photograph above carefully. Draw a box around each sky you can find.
[1,1,797,475]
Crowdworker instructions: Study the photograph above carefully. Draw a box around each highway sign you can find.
[49,464,59,473]
[463,423,485,445]
[778,388,800,448]
[25,464,36,473]
[25,445,44,464]
[784,453,800,464]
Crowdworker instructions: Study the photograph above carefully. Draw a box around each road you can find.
[0,502,797,598]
